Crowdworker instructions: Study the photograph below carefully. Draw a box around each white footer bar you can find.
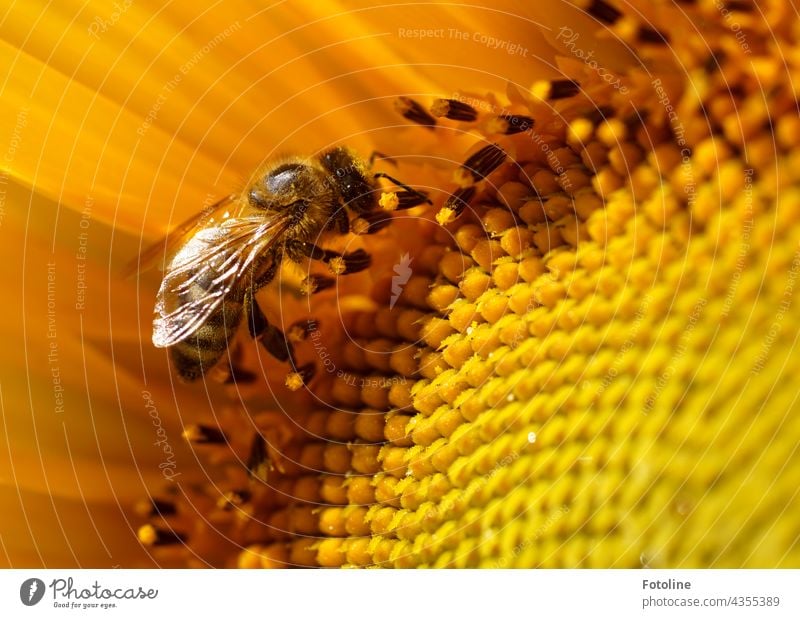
[1,569,797,617]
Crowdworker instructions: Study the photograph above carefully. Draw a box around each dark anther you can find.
[218,489,252,510]
[395,96,437,129]
[585,0,622,24]
[144,498,177,517]
[292,362,317,385]
[287,318,318,343]
[430,98,479,122]
[374,171,433,205]
[724,1,755,11]
[703,50,726,74]
[461,144,507,181]
[183,424,227,445]
[637,26,669,45]
[300,274,336,295]
[143,525,187,547]
[586,105,615,124]
[548,79,581,100]
[396,189,431,209]
[247,433,269,483]
[340,248,372,274]
[444,186,477,218]
[498,114,535,135]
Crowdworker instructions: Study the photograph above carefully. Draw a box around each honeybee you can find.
[133,146,430,384]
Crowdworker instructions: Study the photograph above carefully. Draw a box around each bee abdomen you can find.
[171,299,243,382]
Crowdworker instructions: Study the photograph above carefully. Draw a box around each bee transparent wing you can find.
[122,194,239,278]
[152,214,291,348]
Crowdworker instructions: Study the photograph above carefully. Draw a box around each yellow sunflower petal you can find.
[1,1,553,239]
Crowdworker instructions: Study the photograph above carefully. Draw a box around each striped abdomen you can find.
[170,284,244,382]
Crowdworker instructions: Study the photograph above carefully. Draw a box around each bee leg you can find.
[374,172,432,207]
[221,365,258,385]
[216,343,258,385]
[245,286,316,387]
[324,205,349,234]
[251,254,281,291]
[302,243,372,275]
[368,150,396,167]
[242,258,295,361]
[352,210,393,235]
[245,287,294,363]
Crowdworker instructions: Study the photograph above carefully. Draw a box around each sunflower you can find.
[2,0,799,568]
